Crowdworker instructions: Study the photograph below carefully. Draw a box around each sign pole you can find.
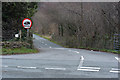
[19,30,22,41]
[22,18,32,41]
[27,29,29,38]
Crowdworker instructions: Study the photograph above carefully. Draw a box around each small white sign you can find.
[15,34,19,38]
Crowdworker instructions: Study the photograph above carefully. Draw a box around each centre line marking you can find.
[74,51,79,54]
[45,68,66,70]
[3,65,8,68]
[115,57,120,62]
[54,48,65,50]
[17,66,37,69]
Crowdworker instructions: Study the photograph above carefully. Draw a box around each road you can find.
[1,34,119,78]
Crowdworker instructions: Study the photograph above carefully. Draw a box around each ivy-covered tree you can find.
[2,2,38,41]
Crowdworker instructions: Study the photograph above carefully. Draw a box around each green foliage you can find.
[2,2,37,20]
[2,2,38,40]
[118,51,120,54]
[2,47,39,55]
[35,33,119,54]
[78,46,119,54]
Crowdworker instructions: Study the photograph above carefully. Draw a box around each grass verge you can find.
[78,46,119,54]
[1,47,39,55]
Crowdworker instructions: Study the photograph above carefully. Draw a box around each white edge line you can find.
[80,67,100,69]
[111,68,120,70]
[77,69,100,72]
[110,70,120,73]
[45,68,66,70]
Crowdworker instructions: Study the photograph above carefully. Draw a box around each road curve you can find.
[2,34,119,78]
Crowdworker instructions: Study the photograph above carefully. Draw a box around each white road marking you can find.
[68,50,80,54]
[74,51,79,54]
[49,47,52,48]
[77,56,84,68]
[110,70,120,73]
[45,68,66,70]
[115,57,120,62]
[77,69,100,72]
[17,66,37,69]
[81,56,84,61]
[3,65,8,68]
[54,48,65,50]
[111,68,120,70]
[77,67,100,72]
[110,68,120,73]
[80,67,100,69]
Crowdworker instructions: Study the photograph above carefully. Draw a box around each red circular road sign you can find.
[22,18,32,29]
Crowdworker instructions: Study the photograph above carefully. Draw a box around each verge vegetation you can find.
[1,47,39,55]
[2,2,38,55]
[1,41,39,55]
[35,33,119,54]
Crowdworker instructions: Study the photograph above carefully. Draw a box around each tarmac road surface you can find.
[1,34,119,78]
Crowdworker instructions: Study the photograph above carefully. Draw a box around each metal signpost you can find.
[22,18,32,38]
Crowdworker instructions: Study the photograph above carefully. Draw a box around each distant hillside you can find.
[32,2,119,50]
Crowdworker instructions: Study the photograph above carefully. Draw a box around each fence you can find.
[114,34,120,50]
